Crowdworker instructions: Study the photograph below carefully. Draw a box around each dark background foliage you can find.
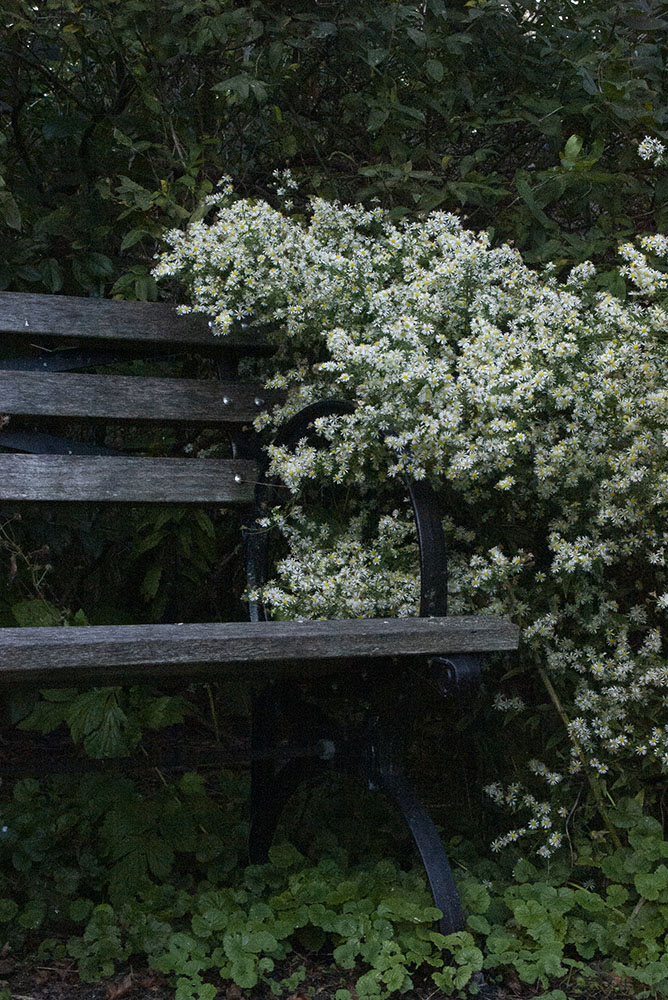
[2,0,668,302]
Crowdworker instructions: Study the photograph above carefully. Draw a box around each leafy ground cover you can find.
[1,712,667,1000]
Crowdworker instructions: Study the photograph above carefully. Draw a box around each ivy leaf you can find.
[228,954,258,989]
[635,865,668,901]
[0,899,19,921]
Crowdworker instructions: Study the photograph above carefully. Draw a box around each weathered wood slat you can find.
[0,455,257,504]
[0,371,281,423]
[0,292,267,350]
[0,617,520,687]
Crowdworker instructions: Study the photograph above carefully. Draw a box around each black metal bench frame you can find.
[0,291,519,934]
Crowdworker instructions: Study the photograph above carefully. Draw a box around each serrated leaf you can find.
[140,694,190,729]
[69,898,93,922]
[268,843,304,869]
[17,698,69,734]
[12,599,61,627]
[229,955,258,989]
[635,865,668,901]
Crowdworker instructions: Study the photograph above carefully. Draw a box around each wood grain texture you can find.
[0,371,282,423]
[0,292,267,349]
[0,617,520,686]
[0,455,257,504]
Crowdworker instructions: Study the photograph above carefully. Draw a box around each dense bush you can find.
[2,0,668,297]
[155,167,668,867]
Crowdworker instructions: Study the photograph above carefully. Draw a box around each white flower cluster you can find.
[493,693,526,714]
[638,135,666,167]
[485,781,562,857]
[155,181,668,859]
[248,507,420,620]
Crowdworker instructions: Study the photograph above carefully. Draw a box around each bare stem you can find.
[539,667,623,850]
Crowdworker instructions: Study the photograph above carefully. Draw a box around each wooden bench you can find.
[0,291,519,934]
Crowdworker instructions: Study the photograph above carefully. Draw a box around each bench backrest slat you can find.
[0,455,257,504]
[0,371,280,424]
[0,292,264,350]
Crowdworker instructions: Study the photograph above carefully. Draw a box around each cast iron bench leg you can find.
[360,729,465,935]
[249,687,465,935]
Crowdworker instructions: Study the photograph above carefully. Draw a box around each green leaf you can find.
[65,688,140,758]
[267,843,304,869]
[426,59,444,82]
[17,697,69,734]
[515,176,555,229]
[229,955,258,989]
[514,858,538,884]
[69,898,94,923]
[39,257,63,291]
[367,48,388,68]
[87,252,114,277]
[368,107,390,132]
[560,134,584,168]
[213,75,250,100]
[0,899,19,921]
[311,21,337,39]
[0,190,22,230]
[142,565,163,599]
[635,865,668,901]
[140,694,190,729]
[121,228,149,251]
[19,901,46,929]
[12,599,61,627]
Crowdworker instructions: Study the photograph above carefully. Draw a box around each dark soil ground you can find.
[1,955,645,1000]
[2,956,452,999]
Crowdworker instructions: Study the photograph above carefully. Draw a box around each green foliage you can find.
[3,771,668,997]
[1,0,667,297]
[18,686,191,758]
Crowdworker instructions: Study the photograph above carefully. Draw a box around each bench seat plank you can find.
[0,617,520,686]
[0,371,281,423]
[0,455,257,504]
[0,292,266,350]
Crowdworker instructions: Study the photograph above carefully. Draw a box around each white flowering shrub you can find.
[253,506,420,620]
[154,158,668,858]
